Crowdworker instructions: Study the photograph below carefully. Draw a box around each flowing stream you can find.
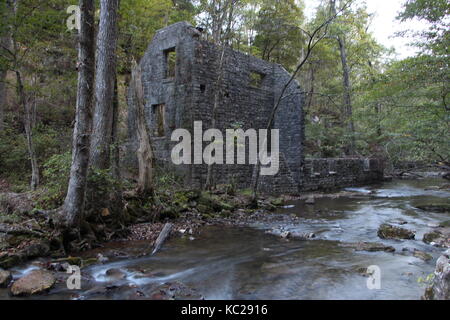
[1,178,449,300]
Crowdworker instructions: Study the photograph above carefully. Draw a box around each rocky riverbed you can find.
[0,177,449,300]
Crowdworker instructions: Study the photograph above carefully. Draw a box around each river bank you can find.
[1,177,449,299]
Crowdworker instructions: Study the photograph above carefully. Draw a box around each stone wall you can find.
[126,22,384,195]
[127,22,304,193]
[300,158,384,191]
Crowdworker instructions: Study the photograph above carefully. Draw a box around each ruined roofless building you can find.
[127,22,304,194]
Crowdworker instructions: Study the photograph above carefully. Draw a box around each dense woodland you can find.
[0,0,448,238]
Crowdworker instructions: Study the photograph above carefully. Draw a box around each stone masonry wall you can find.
[300,158,384,191]
[126,22,384,195]
[127,21,304,192]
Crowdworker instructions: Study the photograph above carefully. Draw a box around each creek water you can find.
[2,178,449,300]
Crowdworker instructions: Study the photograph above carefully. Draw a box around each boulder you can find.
[280,231,291,239]
[423,228,450,248]
[423,250,450,300]
[10,270,55,296]
[105,268,127,280]
[413,250,433,262]
[377,223,415,240]
[145,281,203,300]
[341,241,395,252]
[0,269,12,288]
[97,253,109,264]
[292,232,316,240]
[415,205,450,214]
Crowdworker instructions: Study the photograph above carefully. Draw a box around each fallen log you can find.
[151,223,173,255]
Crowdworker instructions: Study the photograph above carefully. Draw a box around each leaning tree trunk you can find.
[90,0,119,170]
[62,0,96,228]
[16,71,39,190]
[130,61,154,195]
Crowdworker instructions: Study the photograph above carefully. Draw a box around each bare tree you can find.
[10,0,39,190]
[0,65,5,131]
[90,0,119,170]
[130,61,154,194]
[0,0,13,132]
[330,0,355,155]
[111,74,121,180]
[15,70,39,190]
[204,0,236,190]
[61,0,96,228]
[251,1,353,199]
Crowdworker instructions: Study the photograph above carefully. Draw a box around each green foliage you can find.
[252,0,305,69]
[399,0,449,23]
[39,152,72,209]
[0,127,29,182]
[0,124,70,185]
[0,0,448,198]
[154,166,184,189]
[117,0,196,74]
[418,273,435,286]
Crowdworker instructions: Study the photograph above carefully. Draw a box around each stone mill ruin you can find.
[127,22,383,194]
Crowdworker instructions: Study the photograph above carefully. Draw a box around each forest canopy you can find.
[0,0,448,192]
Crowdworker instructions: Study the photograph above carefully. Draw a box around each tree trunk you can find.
[152,223,172,255]
[130,61,154,194]
[62,0,96,228]
[330,0,355,155]
[16,71,39,190]
[0,2,12,131]
[306,66,315,111]
[368,61,382,138]
[0,69,5,131]
[111,75,121,180]
[337,37,355,155]
[90,0,119,170]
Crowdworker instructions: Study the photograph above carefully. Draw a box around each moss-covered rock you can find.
[413,250,433,261]
[423,231,442,244]
[377,223,415,240]
[423,228,450,248]
[53,256,83,266]
[415,204,450,213]
[197,192,234,212]
[439,220,450,228]
[0,269,12,287]
[0,253,22,269]
[341,241,395,252]
[270,197,285,207]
